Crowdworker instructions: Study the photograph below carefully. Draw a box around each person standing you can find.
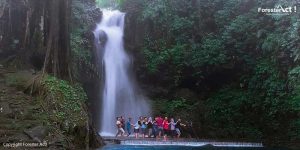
[162,117,169,141]
[126,117,133,137]
[133,119,141,139]
[153,117,158,138]
[115,117,125,137]
[120,116,125,130]
[175,118,185,138]
[169,118,177,138]
[141,117,148,138]
[147,117,154,138]
[157,116,163,138]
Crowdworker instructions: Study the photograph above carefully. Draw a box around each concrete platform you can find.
[102,136,263,147]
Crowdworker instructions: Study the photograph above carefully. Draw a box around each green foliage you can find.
[71,0,92,62]
[71,0,99,81]
[153,97,195,118]
[288,119,300,140]
[288,66,300,111]
[142,39,168,73]
[261,34,283,54]
[143,41,186,73]
[214,0,243,28]
[70,28,91,62]
[248,59,286,96]
[190,36,226,67]
[141,0,170,24]
[206,88,263,139]
[122,0,300,144]
[246,60,292,138]
[287,67,300,140]
[96,0,124,9]
[140,0,228,86]
[166,98,191,114]
[205,59,296,140]
[222,14,259,65]
[142,38,187,85]
[41,75,87,127]
[285,16,300,61]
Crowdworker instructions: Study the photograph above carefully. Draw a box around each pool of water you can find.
[100,145,289,150]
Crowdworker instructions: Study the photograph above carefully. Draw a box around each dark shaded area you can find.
[120,0,300,148]
[0,0,104,149]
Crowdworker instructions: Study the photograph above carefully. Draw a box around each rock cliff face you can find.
[70,0,105,147]
[70,0,103,134]
[122,1,153,97]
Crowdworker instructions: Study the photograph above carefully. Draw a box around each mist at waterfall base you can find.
[94,10,150,136]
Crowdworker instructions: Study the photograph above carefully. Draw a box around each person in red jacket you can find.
[162,117,169,141]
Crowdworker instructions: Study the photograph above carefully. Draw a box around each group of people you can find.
[115,116,189,140]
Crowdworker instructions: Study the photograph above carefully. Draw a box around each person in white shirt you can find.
[115,117,125,137]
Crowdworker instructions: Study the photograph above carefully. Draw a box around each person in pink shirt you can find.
[156,116,163,138]
[162,117,169,141]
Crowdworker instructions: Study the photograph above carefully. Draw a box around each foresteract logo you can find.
[258,5,297,15]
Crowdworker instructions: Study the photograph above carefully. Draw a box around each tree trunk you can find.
[0,0,72,79]
[42,0,71,79]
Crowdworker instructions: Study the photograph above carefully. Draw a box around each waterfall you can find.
[94,10,150,136]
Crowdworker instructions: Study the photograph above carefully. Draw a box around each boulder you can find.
[89,126,105,148]
[24,126,48,143]
[0,101,12,116]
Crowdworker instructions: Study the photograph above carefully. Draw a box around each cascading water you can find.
[94,10,150,136]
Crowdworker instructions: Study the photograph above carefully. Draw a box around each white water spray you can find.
[94,10,150,136]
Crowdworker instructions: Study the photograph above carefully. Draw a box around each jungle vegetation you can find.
[118,0,300,146]
[0,0,299,148]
